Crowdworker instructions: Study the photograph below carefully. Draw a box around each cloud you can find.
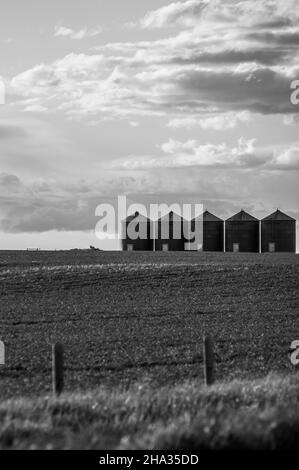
[168,111,252,129]
[1,1,298,238]
[0,124,28,139]
[108,138,299,171]
[1,164,297,233]
[275,146,299,167]
[0,173,23,190]
[0,173,158,233]
[8,0,299,124]
[141,0,209,29]
[54,25,102,40]
[141,0,299,30]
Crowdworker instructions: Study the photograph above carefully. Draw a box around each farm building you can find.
[203,210,224,252]
[122,212,154,251]
[155,211,188,251]
[190,210,224,251]
[261,209,296,253]
[225,210,259,253]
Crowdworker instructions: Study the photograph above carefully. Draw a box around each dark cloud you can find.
[0,174,154,233]
[0,124,28,139]
[168,48,289,66]
[247,30,299,47]
[0,173,22,187]
[254,18,294,29]
[175,67,296,115]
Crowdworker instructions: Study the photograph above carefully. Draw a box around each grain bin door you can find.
[269,242,275,253]
[127,244,134,251]
[162,243,169,251]
[233,243,239,253]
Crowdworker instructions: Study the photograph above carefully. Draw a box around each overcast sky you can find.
[0,0,298,250]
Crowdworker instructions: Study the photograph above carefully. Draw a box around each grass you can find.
[0,373,299,450]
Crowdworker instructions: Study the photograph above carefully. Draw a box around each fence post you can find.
[203,335,215,386]
[0,341,4,365]
[52,342,64,396]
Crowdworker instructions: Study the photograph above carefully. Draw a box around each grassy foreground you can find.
[1,373,299,450]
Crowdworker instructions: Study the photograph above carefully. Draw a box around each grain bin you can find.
[261,209,296,253]
[203,210,224,252]
[155,211,188,251]
[190,210,224,251]
[122,212,154,251]
[225,210,259,253]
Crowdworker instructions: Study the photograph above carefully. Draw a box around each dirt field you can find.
[0,251,298,399]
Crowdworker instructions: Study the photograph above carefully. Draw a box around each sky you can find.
[0,0,298,250]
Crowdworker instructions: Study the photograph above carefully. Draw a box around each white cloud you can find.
[275,146,299,167]
[8,1,299,122]
[141,0,209,29]
[108,138,299,171]
[283,114,299,125]
[168,111,252,130]
[141,0,299,30]
[54,25,102,40]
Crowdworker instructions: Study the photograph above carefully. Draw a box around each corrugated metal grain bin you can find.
[203,210,224,252]
[122,212,154,251]
[261,209,296,253]
[190,210,224,251]
[155,211,188,251]
[225,210,259,253]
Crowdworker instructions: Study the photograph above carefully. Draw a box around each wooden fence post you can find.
[203,335,215,386]
[52,342,64,396]
[0,341,4,366]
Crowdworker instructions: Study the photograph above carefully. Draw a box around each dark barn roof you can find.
[226,210,258,222]
[262,209,296,222]
[203,210,223,222]
[157,211,187,223]
[123,211,152,223]
[191,210,223,223]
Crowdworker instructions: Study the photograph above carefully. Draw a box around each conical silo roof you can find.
[203,210,223,222]
[122,211,152,223]
[262,209,295,221]
[226,210,258,222]
[157,211,187,222]
[191,210,223,223]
